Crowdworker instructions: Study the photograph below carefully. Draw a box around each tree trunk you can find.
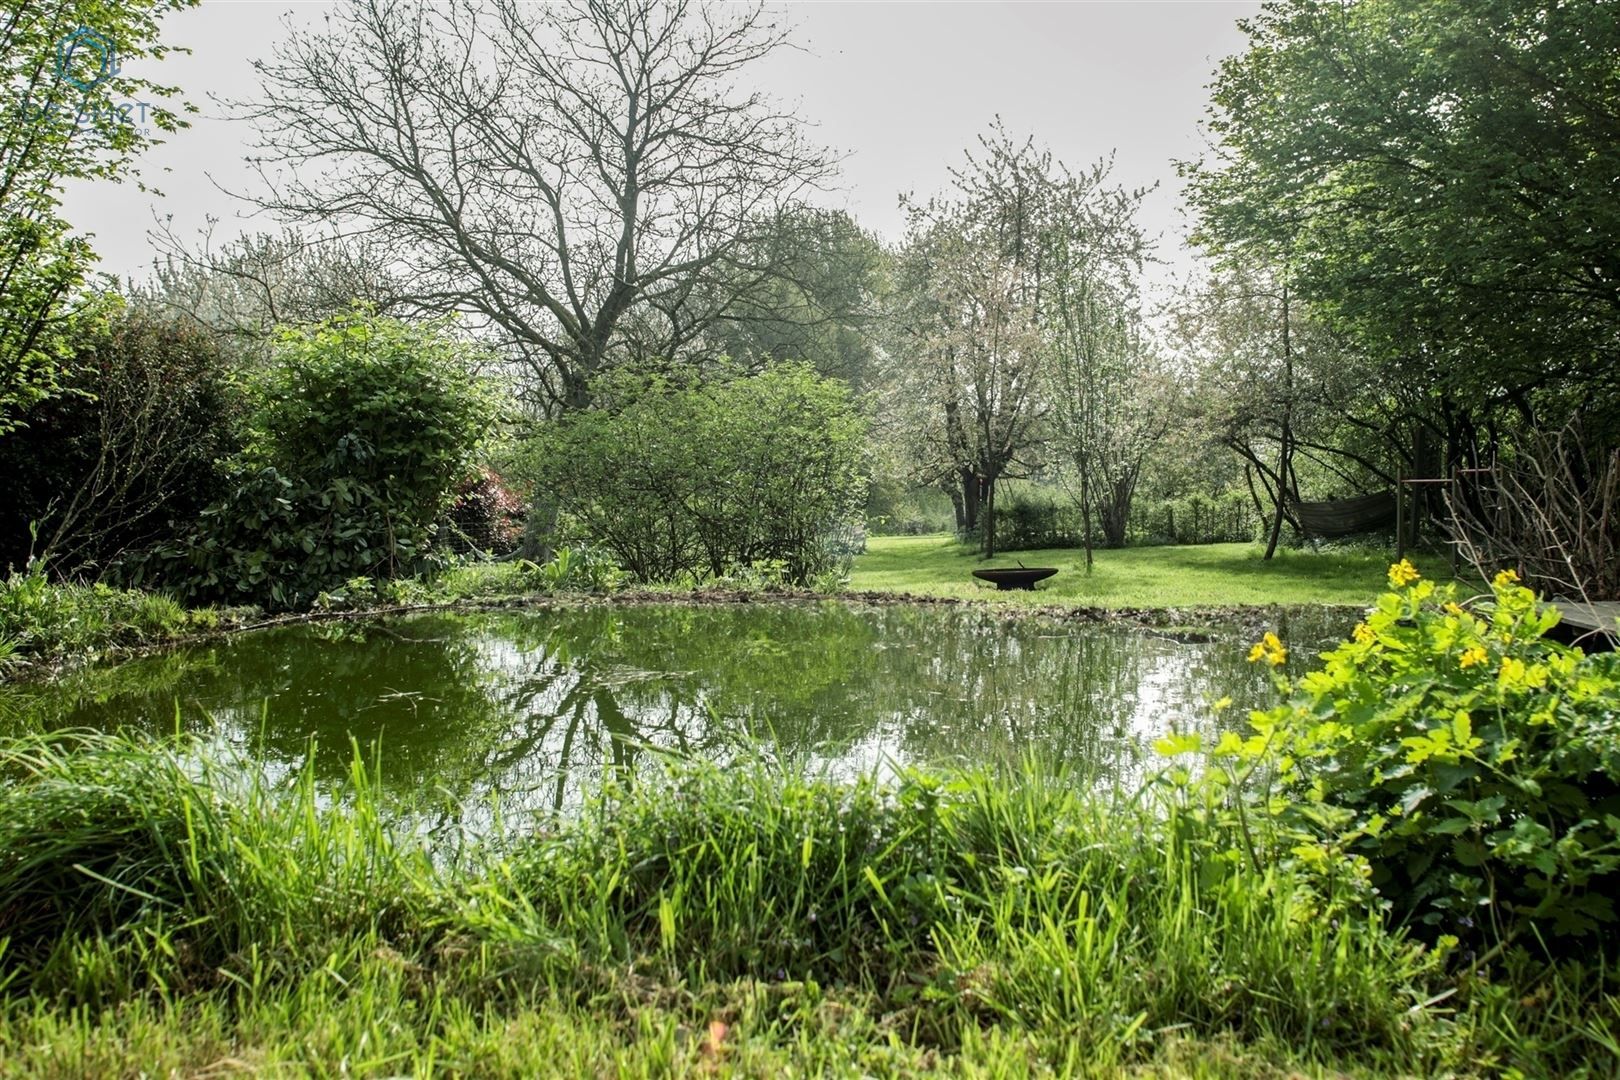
[1263,280,1295,561]
[982,478,998,558]
[522,495,559,563]
[960,469,981,534]
[1098,476,1132,548]
[1080,462,1094,572]
[943,480,966,533]
[1263,424,1290,559]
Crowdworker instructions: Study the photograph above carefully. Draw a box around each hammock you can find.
[1290,490,1398,538]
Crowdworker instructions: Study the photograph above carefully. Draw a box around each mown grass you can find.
[0,731,1615,1076]
[851,536,1458,609]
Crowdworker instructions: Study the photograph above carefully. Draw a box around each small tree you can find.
[889,126,1149,558]
[1049,290,1172,553]
[1,0,195,433]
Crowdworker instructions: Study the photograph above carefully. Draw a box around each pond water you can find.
[8,602,1352,834]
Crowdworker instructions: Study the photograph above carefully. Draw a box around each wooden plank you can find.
[1555,600,1620,634]
[1549,600,1620,652]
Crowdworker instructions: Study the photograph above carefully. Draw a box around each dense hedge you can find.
[1133,491,1261,546]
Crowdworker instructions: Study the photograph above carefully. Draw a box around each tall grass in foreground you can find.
[0,732,1616,1077]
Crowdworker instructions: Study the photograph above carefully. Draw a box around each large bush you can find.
[1169,563,1620,950]
[129,313,495,609]
[0,307,239,574]
[540,363,867,584]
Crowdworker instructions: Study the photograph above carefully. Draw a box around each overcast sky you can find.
[64,0,1261,289]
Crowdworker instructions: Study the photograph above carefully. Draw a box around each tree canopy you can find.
[0,0,194,432]
[1183,0,1620,427]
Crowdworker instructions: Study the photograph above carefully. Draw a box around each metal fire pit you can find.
[972,567,1059,591]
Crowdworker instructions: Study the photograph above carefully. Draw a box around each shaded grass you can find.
[850,536,1457,609]
[0,732,1615,1076]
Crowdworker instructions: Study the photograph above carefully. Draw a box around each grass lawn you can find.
[851,535,1456,609]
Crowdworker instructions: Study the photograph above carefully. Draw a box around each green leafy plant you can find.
[127,312,498,610]
[0,557,195,662]
[1164,561,1620,949]
[514,546,623,593]
[534,362,867,585]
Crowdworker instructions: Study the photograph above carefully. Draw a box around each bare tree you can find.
[246,0,834,413]
[0,312,236,574]
[134,225,404,359]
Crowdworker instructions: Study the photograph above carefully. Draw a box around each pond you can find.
[6,602,1353,836]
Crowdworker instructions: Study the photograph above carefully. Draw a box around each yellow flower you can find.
[1459,646,1487,669]
[1247,631,1288,667]
[1493,568,1520,588]
[1443,601,1466,617]
[1352,622,1375,645]
[1388,559,1421,588]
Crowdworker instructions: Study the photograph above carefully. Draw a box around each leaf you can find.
[1400,787,1432,815]
[1451,710,1473,747]
[1153,732,1203,758]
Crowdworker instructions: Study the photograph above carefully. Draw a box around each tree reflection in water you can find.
[14,603,1354,836]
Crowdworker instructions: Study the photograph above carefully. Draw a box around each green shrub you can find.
[126,313,498,610]
[536,362,867,585]
[1167,562,1620,949]
[0,307,240,574]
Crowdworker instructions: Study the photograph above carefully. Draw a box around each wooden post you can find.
[1449,466,1461,579]
[1396,470,1406,560]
